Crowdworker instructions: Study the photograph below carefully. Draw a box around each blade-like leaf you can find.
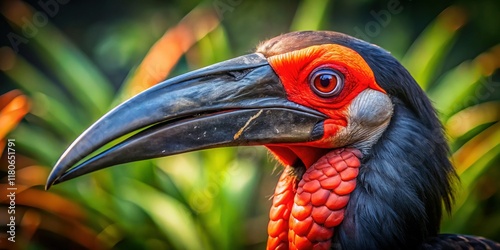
[290,0,331,31]
[446,101,500,139]
[402,6,467,89]
[428,44,500,118]
[8,124,63,164]
[442,145,500,232]
[453,122,500,175]
[116,4,221,102]
[122,179,207,250]
[1,1,114,117]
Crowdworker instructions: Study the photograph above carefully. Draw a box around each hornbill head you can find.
[46,31,459,249]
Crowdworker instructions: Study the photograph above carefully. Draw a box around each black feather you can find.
[337,100,454,249]
[420,234,500,249]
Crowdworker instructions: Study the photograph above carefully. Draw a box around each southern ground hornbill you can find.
[46,31,500,249]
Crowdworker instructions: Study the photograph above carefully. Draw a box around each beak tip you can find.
[45,168,62,190]
[45,176,56,190]
[46,175,66,190]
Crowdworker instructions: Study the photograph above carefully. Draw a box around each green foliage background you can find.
[1,0,499,249]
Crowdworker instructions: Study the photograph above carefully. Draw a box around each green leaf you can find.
[290,0,331,31]
[402,6,467,90]
[5,12,114,116]
[441,144,500,232]
[28,24,114,117]
[30,93,84,138]
[9,123,63,164]
[195,26,231,67]
[122,179,207,250]
[428,61,483,117]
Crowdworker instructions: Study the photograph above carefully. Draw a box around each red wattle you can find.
[267,148,361,250]
[267,166,297,250]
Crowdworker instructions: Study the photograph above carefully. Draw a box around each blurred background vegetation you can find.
[0,0,499,249]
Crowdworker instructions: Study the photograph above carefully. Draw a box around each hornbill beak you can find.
[46,53,326,189]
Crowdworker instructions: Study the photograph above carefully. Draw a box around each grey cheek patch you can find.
[332,89,393,154]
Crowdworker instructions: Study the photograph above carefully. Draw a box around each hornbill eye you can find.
[309,68,344,97]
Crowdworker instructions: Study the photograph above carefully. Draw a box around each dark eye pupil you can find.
[310,68,343,97]
[314,73,337,92]
[319,75,333,87]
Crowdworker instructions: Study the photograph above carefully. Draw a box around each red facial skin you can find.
[264,44,385,249]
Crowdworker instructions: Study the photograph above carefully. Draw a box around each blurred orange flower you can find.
[0,89,30,152]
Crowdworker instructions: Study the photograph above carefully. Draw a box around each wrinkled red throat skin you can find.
[266,148,362,250]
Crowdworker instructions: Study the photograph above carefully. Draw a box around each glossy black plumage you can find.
[338,100,452,249]
[421,234,500,249]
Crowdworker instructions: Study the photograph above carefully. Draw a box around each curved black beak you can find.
[46,53,326,189]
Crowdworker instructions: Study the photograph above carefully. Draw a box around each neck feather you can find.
[336,99,457,249]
